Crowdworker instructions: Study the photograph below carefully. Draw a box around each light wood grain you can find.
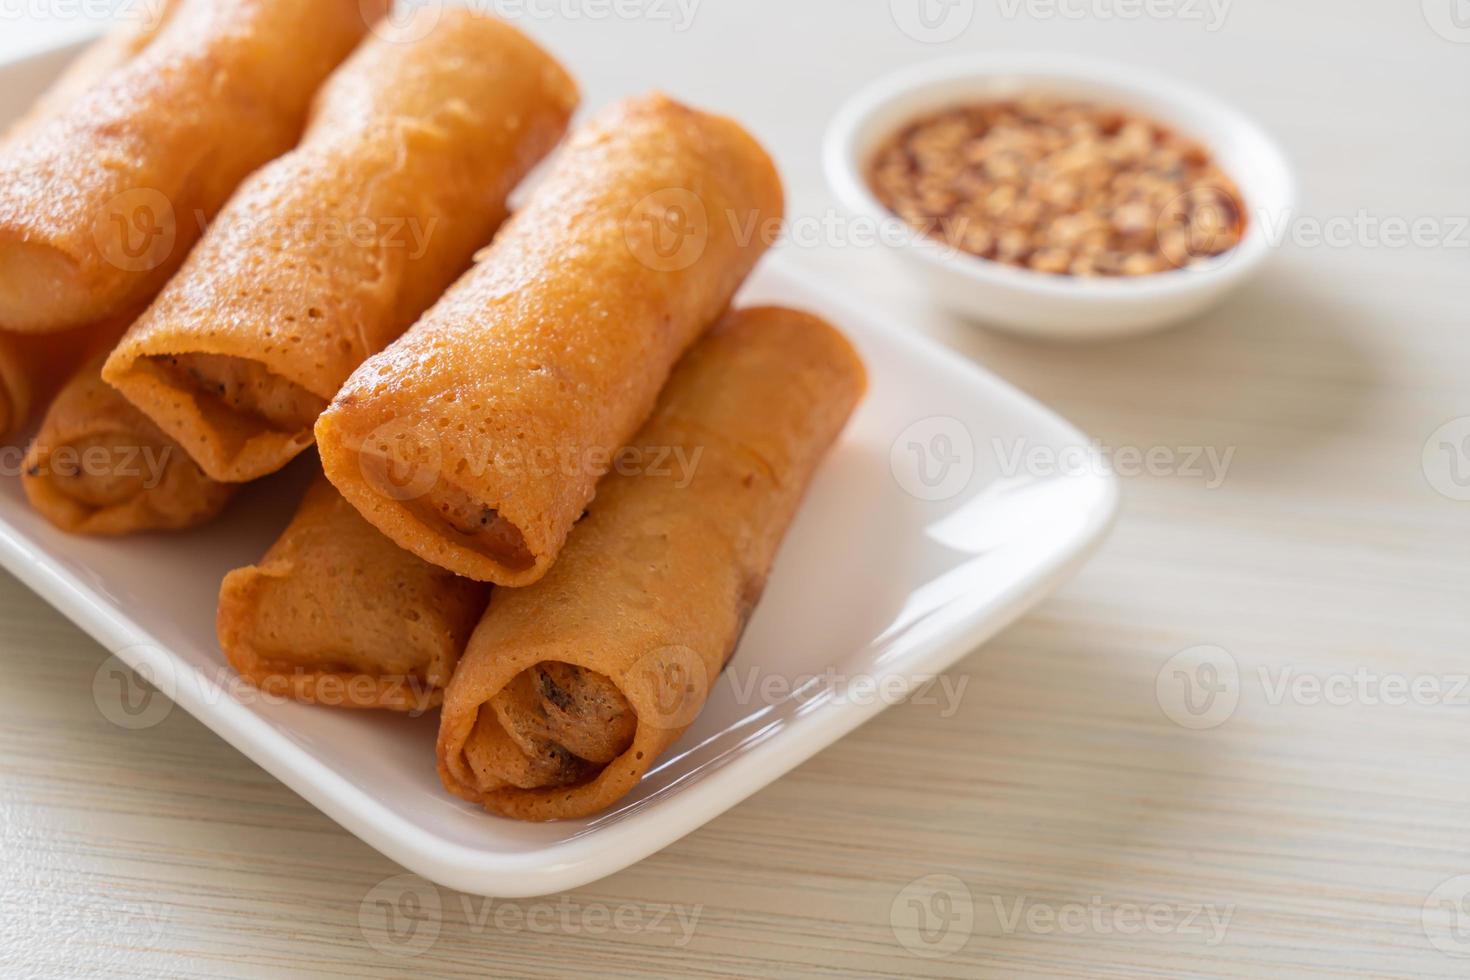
[2,2,1468,977]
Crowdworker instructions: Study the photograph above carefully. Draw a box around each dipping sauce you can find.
[867,96,1245,276]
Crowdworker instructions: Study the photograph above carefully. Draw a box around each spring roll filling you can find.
[406,479,535,571]
[468,706,592,789]
[145,352,325,436]
[124,352,326,464]
[466,662,636,791]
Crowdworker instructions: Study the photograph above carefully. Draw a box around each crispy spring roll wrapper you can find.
[0,0,383,334]
[0,20,179,437]
[316,94,785,586]
[217,476,491,711]
[0,32,170,439]
[0,316,132,438]
[102,11,579,484]
[21,358,234,535]
[437,306,866,821]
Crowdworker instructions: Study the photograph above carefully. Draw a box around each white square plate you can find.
[0,40,1118,897]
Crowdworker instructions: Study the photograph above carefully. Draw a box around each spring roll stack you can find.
[316,94,785,586]
[437,307,866,820]
[0,0,381,333]
[104,10,578,482]
[6,13,869,823]
[218,477,490,711]
[22,358,233,535]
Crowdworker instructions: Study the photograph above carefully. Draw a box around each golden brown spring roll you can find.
[102,10,579,483]
[0,0,383,334]
[22,358,233,535]
[437,306,866,821]
[0,316,132,438]
[0,20,174,437]
[217,476,491,712]
[316,94,785,586]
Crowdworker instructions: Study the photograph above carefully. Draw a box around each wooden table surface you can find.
[2,3,1466,977]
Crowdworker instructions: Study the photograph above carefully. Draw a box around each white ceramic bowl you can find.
[824,53,1295,340]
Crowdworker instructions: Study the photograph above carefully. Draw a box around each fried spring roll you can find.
[0,0,383,334]
[102,11,579,483]
[22,358,234,535]
[0,20,173,437]
[316,94,785,586]
[0,316,132,438]
[437,306,866,821]
[217,476,491,711]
